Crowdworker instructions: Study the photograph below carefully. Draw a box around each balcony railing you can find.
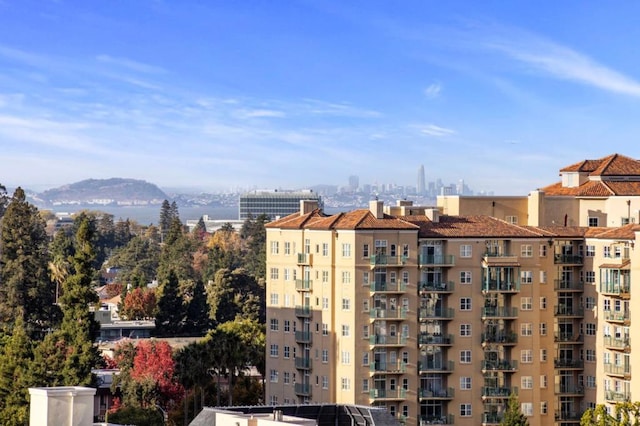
[604,336,630,350]
[604,363,631,378]
[297,253,312,265]
[419,281,454,293]
[555,384,584,395]
[554,305,584,317]
[603,309,631,324]
[419,307,454,320]
[600,282,631,297]
[370,361,407,374]
[419,333,453,345]
[481,360,518,372]
[481,386,516,398]
[554,359,584,369]
[370,308,408,320]
[481,413,503,425]
[554,254,583,264]
[294,305,312,318]
[294,357,312,370]
[369,334,407,346]
[555,412,583,422]
[370,254,407,266]
[481,332,517,345]
[481,280,520,292]
[421,414,454,426]
[369,388,407,400]
[418,360,454,373]
[295,331,312,344]
[294,382,312,396]
[554,279,584,291]
[605,390,631,402]
[419,254,455,266]
[418,387,454,399]
[481,306,518,319]
[370,281,407,293]
[295,279,313,292]
[554,332,583,343]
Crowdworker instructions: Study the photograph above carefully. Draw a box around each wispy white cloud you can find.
[480,27,640,97]
[96,54,167,74]
[419,123,456,137]
[424,82,442,98]
[303,99,381,118]
[233,108,286,119]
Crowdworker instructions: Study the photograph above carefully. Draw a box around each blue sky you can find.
[3,1,640,194]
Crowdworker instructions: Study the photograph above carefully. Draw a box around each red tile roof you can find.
[265,209,419,231]
[401,215,546,239]
[559,154,640,176]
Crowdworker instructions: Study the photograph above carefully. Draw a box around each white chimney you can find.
[29,386,96,426]
[369,200,384,219]
[300,200,319,215]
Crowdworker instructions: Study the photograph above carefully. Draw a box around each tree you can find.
[0,182,8,219]
[193,216,207,240]
[155,270,186,336]
[206,268,264,325]
[121,288,157,320]
[185,280,210,335]
[240,214,267,280]
[108,235,160,287]
[0,187,60,337]
[500,392,528,426]
[0,317,33,424]
[580,403,640,426]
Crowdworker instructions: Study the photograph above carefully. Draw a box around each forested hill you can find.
[36,178,168,206]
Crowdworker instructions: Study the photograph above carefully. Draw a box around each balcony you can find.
[554,305,584,318]
[604,363,631,379]
[605,390,631,403]
[370,281,407,293]
[370,254,407,266]
[481,386,515,398]
[294,357,312,370]
[419,281,454,293]
[603,309,631,324]
[554,359,584,369]
[481,360,518,373]
[481,413,503,425]
[370,361,407,374]
[296,253,312,265]
[294,305,312,318]
[481,306,518,320]
[481,280,520,293]
[369,388,407,401]
[295,279,313,292]
[418,387,454,400]
[419,333,453,346]
[554,254,583,265]
[295,331,312,344]
[554,279,584,292]
[419,307,454,321]
[369,334,407,347]
[481,332,517,345]
[421,414,454,426]
[419,254,455,267]
[418,360,454,374]
[482,253,518,266]
[294,382,311,396]
[370,308,408,320]
[600,282,630,298]
[604,336,630,351]
[555,384,584,396]
[554,333,583,343]
[555,412,582,422]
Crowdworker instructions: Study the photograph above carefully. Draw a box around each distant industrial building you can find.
[239,190,323,220]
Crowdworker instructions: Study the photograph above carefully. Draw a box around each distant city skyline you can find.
[3,2,640,195]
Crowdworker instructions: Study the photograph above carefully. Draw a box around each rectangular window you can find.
[585,297,595,309]
[586,376,596,388]
[604,246,611,257]
[585,271,595,283]
[585,323,596,335]
[521,244,532,257]
[284,242,290,255]
[322,297,329,309]
[521,403,533,417]
[539,244,547,257]
[520,323,532,336]
[361,379,369,392]
[283,371,290,384]
[402,244,409,257]
[460,245,472,258]
[540,401,548,415]
[588,217,599,227]
[460,297,472,311]
[341,325,350,337]
[341,271,351,284]
[283,346,290,359]
[540,375,547,388]
[460,404,471,417]
[539,322,547,336]
[540,270,547,284]
[269,318,279,331]
[460,350,472,363]
[521,271,532,283]
[322,350,329,363]
[363,244,369,258]
[460,324,471,337]
[270,344,279,357]
[521,349,532,363]
[322,376,329,389]
[270,241,279,254]
[341,378,350,390]
[341,351,350,364]
[460,271,472,284]
[362,325,369,338]
[506,215,518,224]
[322,323,329,336]
[540,349,547,362]
[586,245,595,256]
[283,269,290,281]
[521,376,533,389]
[322,243,328,256]
[342,243,351,257]
[342,298,351,310]
[270,293,279,305]
[270,267,279,280]
[586,349,596,362]
[540,297,547,309]
[269,369,278,382]
[284,320,290,332]
[362,352,369,366]
[521,297,532,310]
[321,270,329,283]
[460,377,472,390]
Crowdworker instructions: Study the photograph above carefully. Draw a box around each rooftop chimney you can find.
[425,208,440,223]
[29,386,96,426]
[369,200,384,219]
[300,200,319,215]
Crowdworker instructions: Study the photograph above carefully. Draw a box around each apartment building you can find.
[266,154,640,425]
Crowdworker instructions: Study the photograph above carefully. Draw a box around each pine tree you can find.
[0,187,60,337]
[500,392,529,426]
[185,279,209,335]
[159,200,172,242]
[0,316,33,425]
[0,182,8,218]
[155,270,186,336]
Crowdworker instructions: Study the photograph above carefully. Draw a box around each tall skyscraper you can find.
[348,175,359,192]
[417,165,426,195]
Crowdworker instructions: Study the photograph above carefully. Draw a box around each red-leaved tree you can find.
[121,288,157,320]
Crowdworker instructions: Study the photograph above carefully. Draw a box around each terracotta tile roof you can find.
[401,215,546,239]
[591,224,640,240]
[602,181,640,196]
[266,209,419,231]
[541,180,640,196]
[559,154,640,176]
